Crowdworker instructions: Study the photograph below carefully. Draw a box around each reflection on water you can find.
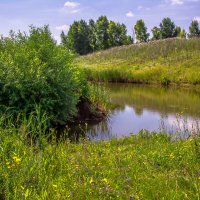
[75,84,200,140]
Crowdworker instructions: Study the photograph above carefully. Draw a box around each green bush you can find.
[0,25,85,125]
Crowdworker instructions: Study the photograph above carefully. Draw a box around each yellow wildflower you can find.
[169,153,175,159]
[12,156,22,164]
[103,178,108,183]
[89,178,94,184]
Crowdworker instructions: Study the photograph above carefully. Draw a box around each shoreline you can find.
[89,80,200,91]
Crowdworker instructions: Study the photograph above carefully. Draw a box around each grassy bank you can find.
[0,115,200,199]
[76,38,200,86]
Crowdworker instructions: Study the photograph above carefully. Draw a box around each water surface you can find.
[73,84,200,140]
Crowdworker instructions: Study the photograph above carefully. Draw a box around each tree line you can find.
[61,16,132,55]
[61,16,200,55]
[135,18,200,43]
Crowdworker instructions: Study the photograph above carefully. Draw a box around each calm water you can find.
[71,84,200,141]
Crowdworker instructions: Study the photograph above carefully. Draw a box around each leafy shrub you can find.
[0,25,85,125]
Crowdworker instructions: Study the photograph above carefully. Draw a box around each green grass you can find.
[76,38,200,86]
[1,114,200,199]
[1,35,200,199]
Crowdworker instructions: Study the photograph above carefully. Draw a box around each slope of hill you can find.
[76,38,200,86]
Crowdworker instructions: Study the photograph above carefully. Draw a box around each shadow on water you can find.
[67,83,200,141]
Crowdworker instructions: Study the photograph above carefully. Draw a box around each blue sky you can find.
[0,0,199,42]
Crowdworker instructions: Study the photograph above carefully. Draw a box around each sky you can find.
[0,0,199,42]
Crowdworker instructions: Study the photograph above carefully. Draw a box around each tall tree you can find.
[189,20,200,38]
[126,36,133,45]
[159,18,176,39]
[88,19,97,52]
[174,26,187,38]
[66,20,91,55]
[134,19,149,43]
[61,16,133,54]
[108,21,131,47]
[174,26,181,37]
[96,16,109,49]
[78,20,91,54]
[118,24,133,45]
[65,21,79,53]
[60,31,68,46]
[151,26,161,40]
[108,21,120,47]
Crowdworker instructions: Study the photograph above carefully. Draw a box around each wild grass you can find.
[76,38,200,86]
[0,113,200,199]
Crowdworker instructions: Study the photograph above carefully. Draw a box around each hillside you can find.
[76,38,200,86]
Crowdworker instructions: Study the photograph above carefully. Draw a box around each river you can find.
[70,83,200,141]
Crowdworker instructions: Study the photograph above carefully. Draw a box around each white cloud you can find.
[169,0,184,5]
[58,7,81,14]
[70,9,80,13]
[55,25,70,32]
[64,1,80,8]
[168,0,199,5]
[137,5,151,11]
[137,6,143,10]
[126,11,134,17]
[194,16,200,22]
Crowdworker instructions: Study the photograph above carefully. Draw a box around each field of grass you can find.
[1,30,200,199]
[76,38,200,86]
[0,114,200,199]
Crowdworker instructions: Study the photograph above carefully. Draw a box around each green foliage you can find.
[0,116,199,199]
[152,20,186,40]
[65,20,91,55]
[86,84,110,110]
[88,19,97,52]
[60,30,68,47]
[134,19,149,43]
[108,22,132,47]
[189,20,200,38]
[174,26,181,37]
[179,29,187,38]
[96,16,110,50]
[0,25,87,125]
[152,26,161,40]
[61,16,198,52]
[159,18,177,39]
[61,16,132,55]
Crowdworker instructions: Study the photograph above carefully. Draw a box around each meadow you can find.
[0,114,200,199]
[76,38,200,86]
[1,27,200,199]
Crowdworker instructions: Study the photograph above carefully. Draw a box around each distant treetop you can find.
[61,16,133,55]
[60,16,200,54]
